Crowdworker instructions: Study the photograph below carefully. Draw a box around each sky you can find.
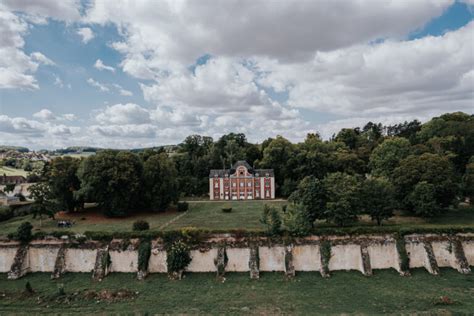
[0,0,473,150]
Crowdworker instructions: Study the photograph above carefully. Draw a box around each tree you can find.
[4,183,15,193]
[283,204,312,236]
[323,172,360,226]
[260,204,281,235]
[335,128,361,150]
[392,153,458,214]
[360,177,396,225]
[28,182,57,226]
[143,152,179,211]
[289,176,326,227]
[16,222,33,242]
[48,157,82,212]
[462,156,474,202]
[77,151,143,217]
[369,137,411,177]
[407,181,440,217]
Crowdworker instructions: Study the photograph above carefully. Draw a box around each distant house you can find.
[209,161,275,200]
[0,175,27,185]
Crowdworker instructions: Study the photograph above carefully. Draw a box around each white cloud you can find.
[2,0,81,22]
[95,103,151,125]
[33,108,78,122]
[53,74,64,88]
[30,51,55,65]
[94,59,115,72]
[77,27,94,44]
[87,77,109,92]
[119,88,133,96]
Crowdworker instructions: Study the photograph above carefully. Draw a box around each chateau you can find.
[209,161,275,200]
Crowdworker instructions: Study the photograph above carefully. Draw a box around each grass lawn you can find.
[0,269,473,314]
[0,166,28,177]
[0,201,473,237]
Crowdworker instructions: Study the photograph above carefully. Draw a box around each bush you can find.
[16,221,33,242]
[260,204,281,235]
[167,240,191,273]
[283,204,311,236]
[133,220,150,231]
[0,206,13,222]
[221,207,232,213]
[177,202,189,212]
[138,240,152,271]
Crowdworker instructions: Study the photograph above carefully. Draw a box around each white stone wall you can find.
[431,241,458,268]
[28,247,59,272]
[65,248,96,272]
[109,250,138,273]
[329,244,363,272]
[0,247,17,272]
[187,249,218,272]
[259,246,285,271]
[148,249,167,273]
[226,248,250,272]
[367,243,399,270]
[293,245,321,271]
[462,241,474,266]
[406,242,427,268]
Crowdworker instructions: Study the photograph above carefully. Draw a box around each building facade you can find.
[209,161,275,200]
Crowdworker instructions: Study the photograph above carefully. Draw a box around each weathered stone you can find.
[92,245,110,281]
[452,239,471,274]
[249,245,259,279]
[360,244,372,276]
[319,241,331,278]
[284,245,295,278]
[423,242,440,275]
[215,246,227,279]
[395,238,410,276]
[51,244,67,279]
[8,244,29,280]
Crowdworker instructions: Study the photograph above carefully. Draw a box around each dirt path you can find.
[158,211,189,230]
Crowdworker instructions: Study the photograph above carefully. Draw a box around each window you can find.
[247,182,252,187]
[214,182,219,188]
[240,182,244,187]
[232,182,236,187]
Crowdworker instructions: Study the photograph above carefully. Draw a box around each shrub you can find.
[260,204,281,235]
[177,202,189,212]
[16,221,33,242]
[0,206,13,222]
[283,204,311,236]
[133,220,150,231]
[167,240,191,273]
[138,240,152,271]
[221,207,232,213]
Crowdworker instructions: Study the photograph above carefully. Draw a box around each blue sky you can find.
[0,0,473,149]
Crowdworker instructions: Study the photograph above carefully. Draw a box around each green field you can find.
[0,201,473,236]
[0,166,28,177]
[0,269,473,314]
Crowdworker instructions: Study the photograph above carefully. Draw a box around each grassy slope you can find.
[0,270,473,314]
[0,166,28,177]
[0,201,473,236]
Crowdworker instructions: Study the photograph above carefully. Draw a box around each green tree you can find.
[407,181,440,217]
[360,177,396,225]
[462,156,474,201]
[283,204,312,236]
[369,137,411,177]
[28,182,57,226]
[392,153,458,214]
[323,172,360,226]
[48,157,82,212]
[289,176,326,227]
[143,153,179,211]
[260,204,281,235]
[77,151,143,217]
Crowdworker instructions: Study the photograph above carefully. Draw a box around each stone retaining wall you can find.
[0,233,472,279]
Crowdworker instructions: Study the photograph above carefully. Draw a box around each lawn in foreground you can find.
[0,269,473,314]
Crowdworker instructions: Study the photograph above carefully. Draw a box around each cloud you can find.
[2,0,81,22]
[94,59,115,72]
[53,74,64,88]
[30,51,55,65]
[95,103,151,125]
[33,109,77,122]
[77,27,94,43]
[87,77,109,92]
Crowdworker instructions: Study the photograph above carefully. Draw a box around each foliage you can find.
[289,176,326,227]
[360,177,396,225]
[166,240,191,273]
[4,183,15,193]
[16,221,33,242]
[133,220,150,231]
[177,202,189,212]
[0,206,13,222]
[369,137,411,177]
[320,240,332,276]
[48,157,82,212]
[462,156,474,201]
[395,235,409,272]
[138,240,151,271]
[260,204,281,235]
[143,152,179,211]
[76,151,143,217]
[221,207,232,213]
[323,172,361,226]
[393,153,457,214]
[282,204,311,236]
[407,181,440,217]
[28,182,58,224]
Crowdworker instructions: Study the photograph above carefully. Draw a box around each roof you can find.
[209,161,274,178]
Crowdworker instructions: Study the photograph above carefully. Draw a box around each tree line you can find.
[28,112,473,222]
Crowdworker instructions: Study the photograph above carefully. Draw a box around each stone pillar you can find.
[284,245,295,278]
[249,245,259,279]
[92,245,110,281]
[452,239,471,274]
[51,244,67,279]
[215,246,227,279]
[319,241,331,278]
[423,241,439,275]
[360,244,372,276]
[8,244,29,280]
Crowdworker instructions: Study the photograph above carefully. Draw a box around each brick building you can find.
[209,161,275,200]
